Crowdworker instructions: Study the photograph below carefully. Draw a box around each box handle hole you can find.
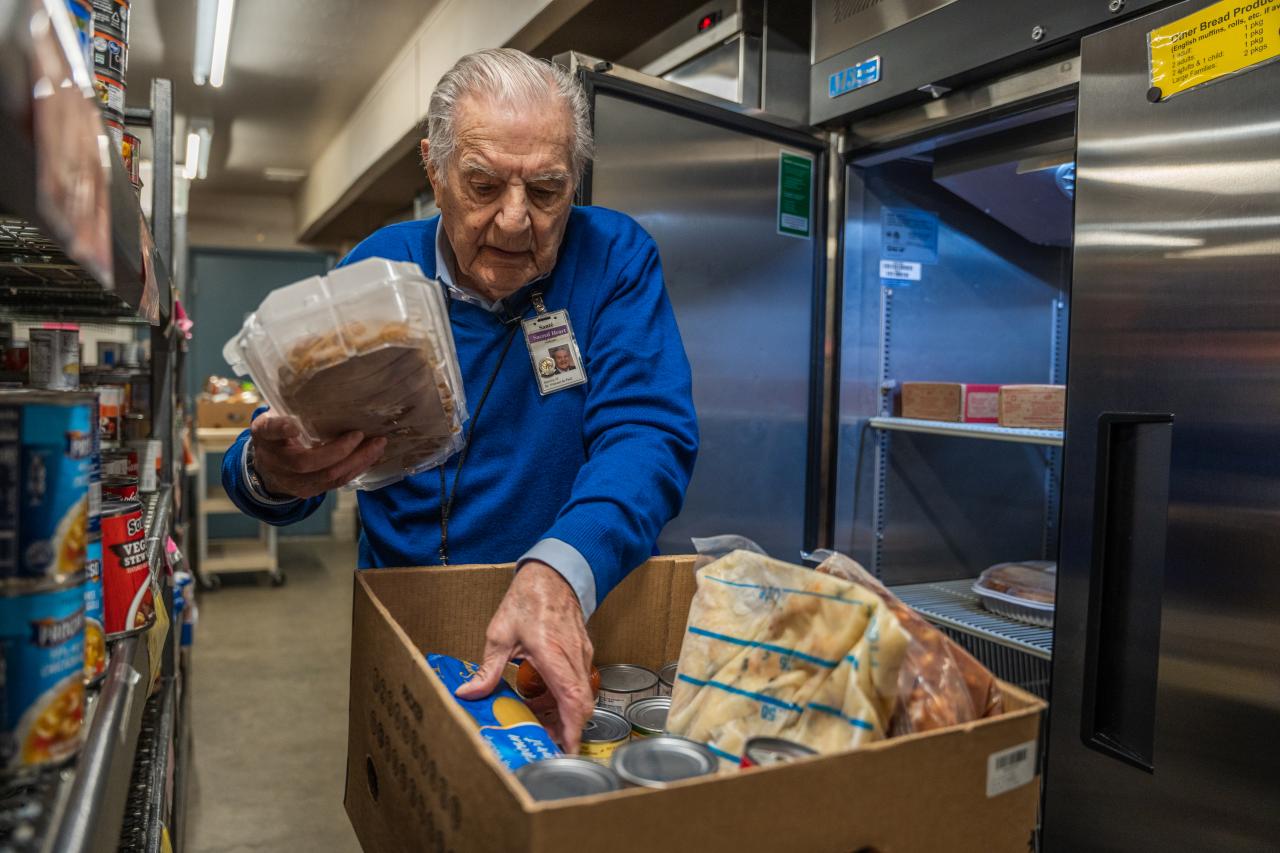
[366,755,379,802]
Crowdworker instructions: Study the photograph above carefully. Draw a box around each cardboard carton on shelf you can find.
[346,558,1046,853]
[999,385,1066,429]
[196,397,259,429]
[900,382,1001,423]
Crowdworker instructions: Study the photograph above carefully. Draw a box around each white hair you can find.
[425,48,594,186]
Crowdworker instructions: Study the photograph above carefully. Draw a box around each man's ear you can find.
[420,139,439,193]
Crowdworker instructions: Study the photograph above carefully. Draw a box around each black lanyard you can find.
[436,313,521,566]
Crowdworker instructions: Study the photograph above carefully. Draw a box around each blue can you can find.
[0,391,93,581]
[0,580,86,774]
[84,533,105,682]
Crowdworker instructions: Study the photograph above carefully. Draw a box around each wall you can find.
[188,191,314,252]
[189,247,336,537]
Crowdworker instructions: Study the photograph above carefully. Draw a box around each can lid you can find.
[515,758,620,801]
[581,708,629,743]
[658,662,678,684]
[598,664,658,693]
[743,736,817,765]
[611,736,718,787]
[625,697,670,733]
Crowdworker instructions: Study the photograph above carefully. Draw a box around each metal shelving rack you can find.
[0,3,189,851]
[869,416,1064,447]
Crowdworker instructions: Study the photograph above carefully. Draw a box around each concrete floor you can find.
[186,539,363,853]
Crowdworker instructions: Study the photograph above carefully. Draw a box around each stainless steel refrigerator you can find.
[557,53,829,559]
[1044,2,1280,850]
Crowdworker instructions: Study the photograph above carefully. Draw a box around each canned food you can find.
[0,578,86,775]
[578,708,630,764]
[739,736,817,769]
[91,0,130,38]
[0,391,92,581]
[625,696,670,740]
[100,447,135,478]
[3,340,29,375]
[102,476,137,500]
[515,757,621,802]
[657,661,677,696]
[94,384,124,444]
[91,29,126,78]
[121,131,141,187]
[83,534,105,683]
[103,116,124,151]
[93,72,125,116]
[65,1,94,71]
[610,735,720,789]
[100,497,152,635]
[28,329,80,391]
[596,664,658,715]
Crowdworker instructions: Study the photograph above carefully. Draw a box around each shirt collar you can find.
[433,222,551,314]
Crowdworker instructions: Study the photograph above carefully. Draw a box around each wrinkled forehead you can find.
[452,93,574,178]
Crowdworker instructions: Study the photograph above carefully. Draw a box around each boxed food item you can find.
[222,259,467,490]
[900,382,1000,423]
[196,376,261,428]
[346,559,1045,853]
[998,385,1066,429]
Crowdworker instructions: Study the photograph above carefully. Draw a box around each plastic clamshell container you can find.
[222,258,468,490]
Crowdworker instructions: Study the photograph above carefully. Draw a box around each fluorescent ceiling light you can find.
[193,0,216,85]
[263,167,308,182]
[196,126,213,180]
[210,0,237,88]
[183,132,200,180]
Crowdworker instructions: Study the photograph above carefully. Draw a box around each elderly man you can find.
[221,48,697,751]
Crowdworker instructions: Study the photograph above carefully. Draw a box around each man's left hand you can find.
[453,561,595,752]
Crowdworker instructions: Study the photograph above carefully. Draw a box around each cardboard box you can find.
[196,396,259,429]
[901,382,1001,423]
[998,385,1066,429]
[346,559,1046,853]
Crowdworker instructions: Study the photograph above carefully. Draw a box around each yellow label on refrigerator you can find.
[1148,0,1280,99]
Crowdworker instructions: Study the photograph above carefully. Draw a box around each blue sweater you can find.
[222,207,698,614]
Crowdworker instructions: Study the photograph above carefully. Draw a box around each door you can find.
[1043,2,1280,850]
[579,70,827,559]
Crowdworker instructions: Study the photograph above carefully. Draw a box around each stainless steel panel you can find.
[1044,2,1280,850]
[590,92,818,558]
[833,160,1070,583]
[662,35,750,104]
[812,0,959,64]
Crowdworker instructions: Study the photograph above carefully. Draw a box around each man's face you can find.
[553,348,573,371]
[424,94,575,301]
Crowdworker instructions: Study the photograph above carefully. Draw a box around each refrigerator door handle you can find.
[1079,412,1174,773]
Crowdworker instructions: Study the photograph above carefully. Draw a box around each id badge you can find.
[523,308,587,396]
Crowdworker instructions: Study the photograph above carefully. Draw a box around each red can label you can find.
[102,477,138,500]
[100,501,152,634]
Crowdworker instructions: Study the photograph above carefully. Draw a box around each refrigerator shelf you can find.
[891,579,1053,699]
[869,416,1064,446]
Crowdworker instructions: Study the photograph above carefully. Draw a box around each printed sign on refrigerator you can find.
[881,208,939,264]
[777,151,813,238]
[1147,0,1280,100]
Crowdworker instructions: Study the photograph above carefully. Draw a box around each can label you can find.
[103,478,137,500]
[101,448,134,478]
[92,31,126,77]
[0,583,86,771]
[84,537,105,681]
[579,738,626,764]
[95,385,124,444]
[101,502,152,634]
[596,689,644,716]
[130,440,159,493]
[28,330,80,391]
[91,0,129,36]
[0,399,92,580]
[94,73,125,114]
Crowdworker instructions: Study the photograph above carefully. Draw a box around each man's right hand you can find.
[249,412,386,499]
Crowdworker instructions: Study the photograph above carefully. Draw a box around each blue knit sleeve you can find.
[220,408,326,526]
[535,236,699,611]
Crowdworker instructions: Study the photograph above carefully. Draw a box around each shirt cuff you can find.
[518,538,597,619]
[240,439,302,507]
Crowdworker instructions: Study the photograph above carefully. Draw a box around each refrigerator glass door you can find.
[1045,2,1280,850]
[582,77,825,558]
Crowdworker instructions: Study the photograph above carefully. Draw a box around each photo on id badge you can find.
[523,309,587,396]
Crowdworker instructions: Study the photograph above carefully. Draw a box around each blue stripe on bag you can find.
[706,743,741,763]
[686,626,840,668]
[702,574,874,608]
[806,702,876,731]
[676,674,804,713]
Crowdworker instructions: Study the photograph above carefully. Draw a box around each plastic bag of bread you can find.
[666,538,910,763]
[222,258,468,490]
[810,550,1003,735]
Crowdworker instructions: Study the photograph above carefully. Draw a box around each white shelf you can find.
[869,416,1063,446]
[205,538,277,573]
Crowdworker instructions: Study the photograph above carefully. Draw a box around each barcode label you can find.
[987,740,1036,797]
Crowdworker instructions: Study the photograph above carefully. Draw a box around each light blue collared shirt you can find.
[434,226,598,618]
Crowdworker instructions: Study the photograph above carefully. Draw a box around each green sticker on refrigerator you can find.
[777,151,813,238]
